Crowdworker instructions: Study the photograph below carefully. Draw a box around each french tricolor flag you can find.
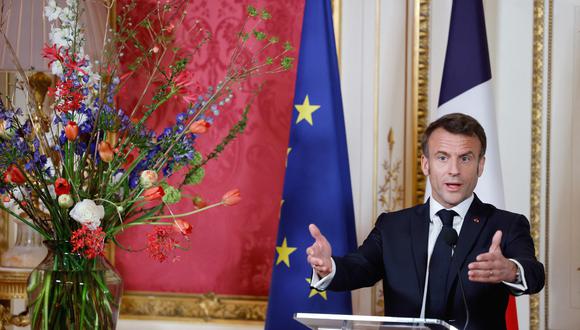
[435,0,518,328]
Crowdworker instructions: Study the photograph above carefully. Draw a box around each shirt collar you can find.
[429,194,474,223]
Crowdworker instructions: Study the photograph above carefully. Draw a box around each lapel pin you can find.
[473,217,480,223]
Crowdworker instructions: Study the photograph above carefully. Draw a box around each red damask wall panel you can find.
[114,0,305,296]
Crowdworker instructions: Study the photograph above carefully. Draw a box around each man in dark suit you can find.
[306,113,545,329]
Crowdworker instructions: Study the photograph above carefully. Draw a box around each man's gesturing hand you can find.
[306,224,333,277]
[467,230,518,283]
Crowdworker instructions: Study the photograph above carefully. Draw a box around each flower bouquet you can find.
[0,0,293,329]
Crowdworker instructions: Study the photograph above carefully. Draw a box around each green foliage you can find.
[184,167,205,185]
[247,5,258,17]
[281,57,294,70]
[161,184,182,204]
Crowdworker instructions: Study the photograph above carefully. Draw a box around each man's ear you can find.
[477,155,486,177]
[421,154,429,176]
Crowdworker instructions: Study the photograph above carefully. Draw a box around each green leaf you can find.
[266,57,273,65]
[247,5,258,17]
[260,10,272,20]
[284,41,293,51]
[281,57,294,70]
[139,19,151,28]
[269,36,279,44]
[253,30,267,41]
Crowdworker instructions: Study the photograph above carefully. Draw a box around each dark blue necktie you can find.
[426,209,458,319]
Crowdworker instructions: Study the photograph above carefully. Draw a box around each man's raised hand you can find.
[467,230,518,283]
[306,224,333,277]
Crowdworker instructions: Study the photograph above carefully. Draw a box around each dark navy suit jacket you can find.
[327,196,545,330]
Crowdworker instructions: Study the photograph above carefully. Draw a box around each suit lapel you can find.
[445,195,489,296]
[411,201,430,296]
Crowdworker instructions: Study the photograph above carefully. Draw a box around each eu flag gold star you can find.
[295,95,320,125]
[275,237,297,267]
[305,278,327,300]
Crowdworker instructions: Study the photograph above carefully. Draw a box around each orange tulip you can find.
[222,189,241,206]
[173,219,192,235]
[142,186,165,201]
[98,141,114,163]
[65,121,79,140]
[189,120,210,134]
[3,164,26,185]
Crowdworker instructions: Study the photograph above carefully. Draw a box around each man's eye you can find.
[437,155,447,161]
[461,156,472,162]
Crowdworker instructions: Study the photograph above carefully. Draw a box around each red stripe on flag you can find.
[506,295,519,330]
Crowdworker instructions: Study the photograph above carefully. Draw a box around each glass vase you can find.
[26,240,123,330]
[1,219,47,268]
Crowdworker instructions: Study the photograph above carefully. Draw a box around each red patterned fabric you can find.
[115,0,305,296]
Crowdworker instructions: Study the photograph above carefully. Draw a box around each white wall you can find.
[341,0,408,316]
[547,1,580,329]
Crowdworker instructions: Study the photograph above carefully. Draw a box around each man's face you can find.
[421,128,485,208]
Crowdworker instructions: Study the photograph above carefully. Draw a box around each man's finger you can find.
[309,224,322,241]
[475,252,495,262]
[468,269,501,283]
[468,260,494,270]
[489,230,502,253]
[308,256,322,266]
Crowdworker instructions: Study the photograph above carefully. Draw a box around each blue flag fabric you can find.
[265,0,357,329]
[438,0,491,106]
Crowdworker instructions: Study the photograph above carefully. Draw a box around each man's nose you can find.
[448,158,460,176]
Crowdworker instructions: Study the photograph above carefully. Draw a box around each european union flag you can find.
[265,0,357,329]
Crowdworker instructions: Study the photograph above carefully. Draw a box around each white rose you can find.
[69,199,104,230]
[139,170,158,188]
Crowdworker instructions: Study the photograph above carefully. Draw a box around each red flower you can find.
[62,54,88,75]
[174,71,201,103]
[173,219,192,235]
[142,186,165,201]
[65,121,79,140]
[70,226,106,259]
[54,178,71,195]
[48,79,84,113]
[146,227,177,262]
[3,165,26,185]
[222,189,241,206]
[174,70,194,89]
[41,44,64,68]
[189,120,210,134]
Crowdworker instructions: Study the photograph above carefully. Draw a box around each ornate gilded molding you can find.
[529,0,545,329]
[121,292,267,322]
[543,0,553,329]
[411,0,430,206]
[373,128,405,315]
[378,129,404,212]
[0,269,29,300]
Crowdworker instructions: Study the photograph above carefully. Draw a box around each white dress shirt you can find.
[310,194,528,318]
